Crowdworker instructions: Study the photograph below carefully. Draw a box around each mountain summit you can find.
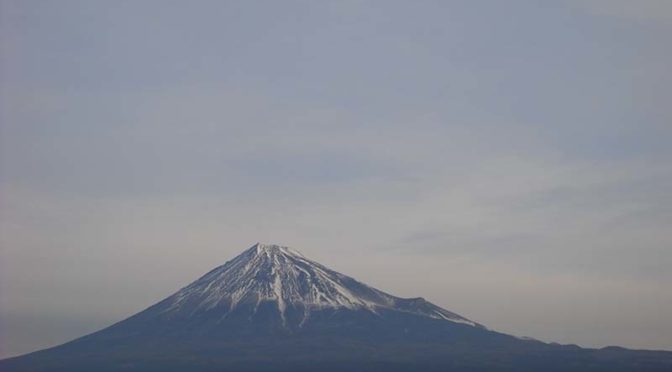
[158,243,477,329]
[2,243,671,372]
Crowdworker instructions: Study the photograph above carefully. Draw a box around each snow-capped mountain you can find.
[158,243,478,328]
[3,243,671,372]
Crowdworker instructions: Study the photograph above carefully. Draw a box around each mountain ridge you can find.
[155,243,479,329]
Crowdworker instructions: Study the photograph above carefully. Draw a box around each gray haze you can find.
[1,0,671,358]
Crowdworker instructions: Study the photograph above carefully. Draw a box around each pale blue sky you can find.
[1,0,671,358]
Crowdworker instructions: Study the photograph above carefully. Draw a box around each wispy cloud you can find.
[574,0,672,21]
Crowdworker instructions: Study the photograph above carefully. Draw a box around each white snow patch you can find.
[160,243,480,328]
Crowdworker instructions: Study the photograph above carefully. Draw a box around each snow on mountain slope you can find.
[158,243,479,327]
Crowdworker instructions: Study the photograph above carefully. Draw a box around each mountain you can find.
[149,243,479,329]
[1,243,671,372]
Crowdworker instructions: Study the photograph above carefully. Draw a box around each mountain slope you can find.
[151,243,478,328]
[2,243,671,372]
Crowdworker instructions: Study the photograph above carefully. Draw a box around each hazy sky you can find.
[1,0,671,359]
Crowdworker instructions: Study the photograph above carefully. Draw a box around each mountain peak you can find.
[249,243,304,258]
[154,243,478,329]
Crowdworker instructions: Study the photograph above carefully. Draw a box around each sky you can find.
[1,0,671,359]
